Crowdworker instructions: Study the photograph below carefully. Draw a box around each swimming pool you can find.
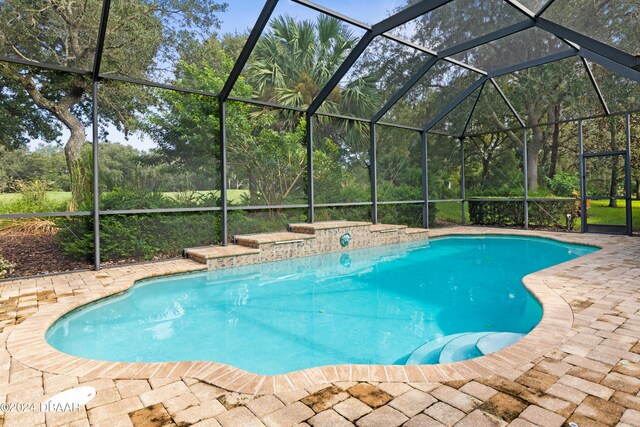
[46,235,596,375]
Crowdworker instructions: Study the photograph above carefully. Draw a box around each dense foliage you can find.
[468,201,525,228]
[469,200,578,229]
[59,188,220,262]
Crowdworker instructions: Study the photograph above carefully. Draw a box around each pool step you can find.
[370,224,408,233]
[405,333,468,365]
[289,221,373,234]
[234,232,316,249]
[405,332,525,365]
[476,332,525,355]
[185,221,430,267]
[185,245,260,264]
[405,228,430,235]
[439,333,489,364]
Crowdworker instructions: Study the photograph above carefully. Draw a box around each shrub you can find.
[528,200,578,229]
[546,173,580,197]
[228,209,307,240]
[58,188,221,262]
[468,200,525,227]
[469,199,578,230]
[0,180,68,214]
[378,202,436,228]
[0,256,14,279]
[315,205,372,222]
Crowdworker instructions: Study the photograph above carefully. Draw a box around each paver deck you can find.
[1,226,639,427]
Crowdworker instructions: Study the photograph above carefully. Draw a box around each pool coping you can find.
[5,228,626,394]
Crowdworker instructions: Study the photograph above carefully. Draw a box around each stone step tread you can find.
[370,224,408,232]
[234,232,316,246]
[289,221,372,233]
[186,244,260,262]
[405,227,430,234]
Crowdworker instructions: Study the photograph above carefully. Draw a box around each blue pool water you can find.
[46,236,596,374]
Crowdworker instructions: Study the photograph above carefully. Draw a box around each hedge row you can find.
[57,189,439,263]
[58,212,220,262]
[468,201,525,227]
[469,199,578,230]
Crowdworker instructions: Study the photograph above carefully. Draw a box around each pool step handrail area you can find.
[184,221,429,269]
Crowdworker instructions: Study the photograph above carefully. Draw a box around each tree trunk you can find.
[502,104,555,193]
[527,125,546,193]
[608,119,619,208]
[608,161,620,208]
[482,158,491,185]
[548,112,561,179]
[248,167,257,204]
[635,178,640,199]
[16,73,89,210]
[527,146,540,193]
[65,125,89,210]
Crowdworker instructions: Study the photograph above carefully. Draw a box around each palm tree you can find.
[247,14,380,117]
[246,14,380,188]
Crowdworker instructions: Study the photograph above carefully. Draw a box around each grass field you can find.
[580,199,640,229]
[0,191,71,205]
[433,201,465,225]
[0,190,250,213]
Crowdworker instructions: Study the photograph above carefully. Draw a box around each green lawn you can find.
[433,201,465,225]
[0,191,71,204]
[0,190,249,213]
[580,199,640,229]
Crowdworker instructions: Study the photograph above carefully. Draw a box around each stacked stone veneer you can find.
[186,221,429,270]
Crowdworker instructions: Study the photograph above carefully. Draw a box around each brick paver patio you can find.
[1,227,639,427]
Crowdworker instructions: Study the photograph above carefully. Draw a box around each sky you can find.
[29,0,404,152]
[218,0,403,34]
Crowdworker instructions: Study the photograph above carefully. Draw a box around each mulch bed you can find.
[0,231,93,279]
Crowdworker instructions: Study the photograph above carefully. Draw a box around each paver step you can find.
[405,227,429,235]
[370,224,408,233]
[234,232,316,248]
[186,222,430,265]
[289,221,372,234]
[185,245,260,264]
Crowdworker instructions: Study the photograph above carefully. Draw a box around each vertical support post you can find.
[90,0,111,271]
[460,137,466,226]
[370,122,378,224]
[306,114,314,223]
[579,120,588,233]
[219,99,228,245]
[625,113,633,235]
[92,80,101,270]
[421,131,429,228]
[523,129,529,229]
